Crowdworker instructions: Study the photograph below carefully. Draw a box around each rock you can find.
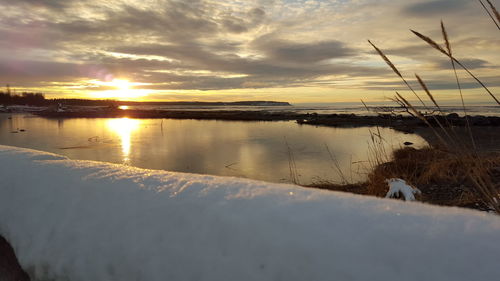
[471,116,491,126]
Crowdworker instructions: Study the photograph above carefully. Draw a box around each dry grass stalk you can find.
[368,40,428,108]
[390,96,418,117]
[480,0,500,30]
[487,0,500,25]
[368,40,402,78]
[360,99,370,112]
[413,74,461,147]
[466,157,500,213]
[441,21,452,55]
[411,29,500,105]
[369,39,467,149]
[371,22,500,212]
[410,30,448,55]
[440,22,476,149]
[415,74,441,111]
[366,147,500,211]
[395,92,449,146]
[325,144,349,184]
[285,138,300,185]
[395,93,425,121]
[367,127,390,168]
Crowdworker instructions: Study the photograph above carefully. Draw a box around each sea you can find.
[117,102,500,117]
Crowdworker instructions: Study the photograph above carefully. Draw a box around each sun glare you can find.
[110,79,131,90]
[90,78,150,100]
[107,118,141,164]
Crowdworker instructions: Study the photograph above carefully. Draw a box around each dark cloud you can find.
[254,38,356,63]
[381,44,491,70]
[384,44,431,57]
[434,58,490,70]
[220,7,267,33]
[0,0,369,93]
[2,0,495,99]
[222,17,250,33]
[0,0,72,9]
[0,60,82,77]
[112,40,380,82]
[361,75,500,91]
[403,0,470,16]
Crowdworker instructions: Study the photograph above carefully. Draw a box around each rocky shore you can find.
[35,108,500,131]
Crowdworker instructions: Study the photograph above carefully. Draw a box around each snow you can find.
[385,178,422,201]
[0,145,499,281]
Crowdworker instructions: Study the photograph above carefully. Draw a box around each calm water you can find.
[121,103,500,116]
[0,114,427,184]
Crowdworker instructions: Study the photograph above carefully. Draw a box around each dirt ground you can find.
[414,126,500,153]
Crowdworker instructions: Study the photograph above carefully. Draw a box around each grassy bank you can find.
[318,2,500,213]
[308,145,500,212]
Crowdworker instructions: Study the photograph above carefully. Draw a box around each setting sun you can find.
[110,79,131,91]
[90,78,151,100]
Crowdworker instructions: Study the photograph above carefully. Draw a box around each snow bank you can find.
[0,145,499,281]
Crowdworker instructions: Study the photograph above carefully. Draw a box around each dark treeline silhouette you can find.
[0,91,48,106]
[1,86,290,107]
[1,90,290,107]
[0,90,117,107]
[51,99,117,106]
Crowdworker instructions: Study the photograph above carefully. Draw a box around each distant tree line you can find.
[1,85,117,107]
[0,88,48,106]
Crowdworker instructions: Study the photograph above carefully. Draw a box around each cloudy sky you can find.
[1,0,499,103]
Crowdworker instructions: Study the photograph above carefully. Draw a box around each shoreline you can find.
[33,109,500,150]
[33,108,500,129]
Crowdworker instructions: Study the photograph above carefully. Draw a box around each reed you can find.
[284,138,300,185]
[479,0,500,30]
[488,0,500,24]
[411,30,500,105]
[441,21,476,149]
[325,144,350,185]
[368,15,500,212]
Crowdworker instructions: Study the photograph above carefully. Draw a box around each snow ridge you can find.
[0,145,499,281]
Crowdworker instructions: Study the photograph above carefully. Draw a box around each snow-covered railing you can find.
[0,145,499,281]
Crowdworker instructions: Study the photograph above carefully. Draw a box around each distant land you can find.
[116,101,291,106]
[0,91,290,107]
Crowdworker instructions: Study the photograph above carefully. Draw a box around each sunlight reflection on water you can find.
[0,114,428,184]
[107,118,140,164]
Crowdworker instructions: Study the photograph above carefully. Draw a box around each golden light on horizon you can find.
[90,78,151,100]
[107,118,140,164]
[110,79,131,90]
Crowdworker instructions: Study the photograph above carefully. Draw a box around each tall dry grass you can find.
[480,0,500,30]
[284,138,300,185]
[367,2,500,213]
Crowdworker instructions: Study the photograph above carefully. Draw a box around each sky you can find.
[0,0,499,103]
